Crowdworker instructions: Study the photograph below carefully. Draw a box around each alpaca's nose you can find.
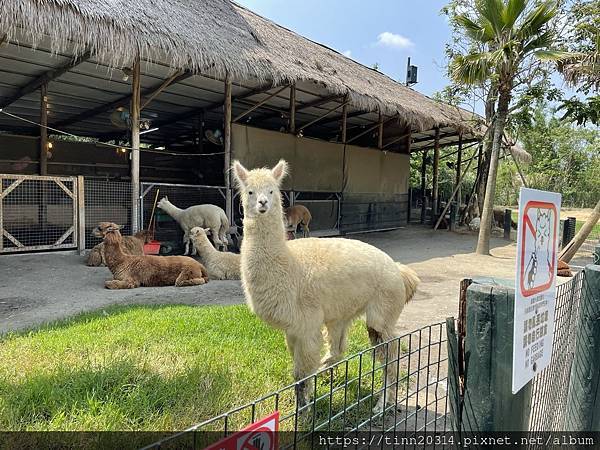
[258,199,268,206]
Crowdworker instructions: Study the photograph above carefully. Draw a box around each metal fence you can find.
[143,322,449,449]
[529,271,585,432]
[0,174,78,253]
[340,193,409,234]
[293,191,341,235]
[84,179,132,249]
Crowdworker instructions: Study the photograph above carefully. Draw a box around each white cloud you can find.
[376,32,413,49]
[342,49,352,58]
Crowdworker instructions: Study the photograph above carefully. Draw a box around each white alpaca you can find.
[233,160,419,412]
[157,196,229,254]
[189,227,241,280]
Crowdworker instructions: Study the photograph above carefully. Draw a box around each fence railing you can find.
[142,322,449,449]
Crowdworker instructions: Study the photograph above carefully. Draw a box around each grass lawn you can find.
[0,304,386,432]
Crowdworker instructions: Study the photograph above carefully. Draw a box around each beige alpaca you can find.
[189,227,241,280]
[233,160,419,412]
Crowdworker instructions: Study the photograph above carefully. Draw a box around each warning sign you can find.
[512,188,561,394]
[204,412,279,450]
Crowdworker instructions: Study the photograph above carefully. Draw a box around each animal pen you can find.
[137,265,599,449]
[0,0,484,255]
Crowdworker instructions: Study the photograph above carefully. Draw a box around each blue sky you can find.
[236,0,454,98]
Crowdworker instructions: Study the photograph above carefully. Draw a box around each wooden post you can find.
[456,133,463,206]
[224,74,233,225]
[40,84,48,175]
[420,150,427,224]
[130,56,141,233]
[77,176,85,254]
[431,127,440,222]
[565,265,600,431]
[341,98,348,144]
[457,278,532,432]
[377,110,383,149]
[289,84,296,134]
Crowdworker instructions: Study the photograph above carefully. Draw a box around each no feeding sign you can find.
[512,187,561,394]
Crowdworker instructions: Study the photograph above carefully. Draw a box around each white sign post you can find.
[512,187,561,394]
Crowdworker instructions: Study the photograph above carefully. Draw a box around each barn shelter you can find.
[0,0,482,254]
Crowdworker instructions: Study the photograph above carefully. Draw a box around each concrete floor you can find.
[0,226,520,335]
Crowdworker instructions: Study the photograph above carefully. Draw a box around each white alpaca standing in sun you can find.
[233,159,419,412]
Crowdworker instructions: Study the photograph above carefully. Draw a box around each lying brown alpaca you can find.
[86,229,151,267]
[93,222,209,289]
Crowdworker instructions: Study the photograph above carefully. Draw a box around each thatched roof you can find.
[0,0,480,134]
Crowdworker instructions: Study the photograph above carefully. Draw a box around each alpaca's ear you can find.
[232,160,248,187]
[271,159,288,184]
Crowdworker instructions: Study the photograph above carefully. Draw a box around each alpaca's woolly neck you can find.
[159,200,183,222]
[242,205,290,256]
[192,233,218,256]
[102,232,127,274]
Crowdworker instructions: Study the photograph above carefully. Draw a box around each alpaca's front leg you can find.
[321,320,350,369]
[105,278,138,289]
[291,329,322,409]
[183,233,190,255]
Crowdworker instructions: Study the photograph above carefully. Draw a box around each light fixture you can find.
[156,146,165,150]
[47,142,53,150]
[117,147,128,154]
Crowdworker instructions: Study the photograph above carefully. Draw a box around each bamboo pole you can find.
[130,56,141,233]
[233,85,288,123]
[40,84,48,175]
[434,152,476,230]
[431,127,440,219]
[559,200,600,263]
[420,150,428,224]
[456,133,463,205]
[289,84,296,134]
[224,73,233,225]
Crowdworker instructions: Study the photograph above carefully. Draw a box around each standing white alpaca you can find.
[233,160,419,412]
[157,196,229,254]
[189,227,241,280]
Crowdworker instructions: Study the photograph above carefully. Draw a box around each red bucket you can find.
[144,240,161,255]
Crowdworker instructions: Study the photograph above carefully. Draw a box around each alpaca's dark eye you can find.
[248,191,253,195]
[269,190,273,194]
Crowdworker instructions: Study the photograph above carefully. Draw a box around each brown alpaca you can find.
[284,205,312,238]
[93,222,209,289]
[86,230,151,267]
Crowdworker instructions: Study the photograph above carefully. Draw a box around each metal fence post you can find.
[460,278,532,432]
[564,264,600,431]
[77,176,85,254]
[594,244,600,265]
[562,216,577,249]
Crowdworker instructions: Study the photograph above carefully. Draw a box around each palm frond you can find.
[522,30,554,54]
[456,15,490,43]
[533,50,573,61]
[516,1,557,40]
[503,0,528,30]
[478,0,506,35]
[450,52,494,84]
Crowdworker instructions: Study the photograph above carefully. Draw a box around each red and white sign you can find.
[204,412,279,450]
[512,188,561,394]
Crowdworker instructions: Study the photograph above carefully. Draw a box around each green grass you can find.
[511,211,600,235]
[0,304,396,432]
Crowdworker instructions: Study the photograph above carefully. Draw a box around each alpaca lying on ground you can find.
[86,229,151,266]
[93,222,209,289]
[189,227,241,280]
[284,205,312,238]
[157,196,229,254]
[233,160,419,412]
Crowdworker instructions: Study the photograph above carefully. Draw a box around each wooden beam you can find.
[152,82,280,129]
[54,69,194,128]
[341,98,348,143]
[141,70,187,110]
[382,131,412,150]
[77,176,85,254]
[224,74,233,224]
[431,127,440,220]
[130,57,141,233]
[411,130,459,145]
[456,133,463,205]
[233,85,288,123]
[297,100,349,134]
[0,51,91,110]
[257,94,345,122]
[377,110,384,149]
[289,84,296,134]
[40,84,48,175]
[347,114,398,144]
[420,149,428,224]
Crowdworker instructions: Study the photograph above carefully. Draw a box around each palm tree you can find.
[450,0,566,254]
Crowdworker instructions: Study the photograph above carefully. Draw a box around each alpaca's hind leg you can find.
[321,320,350,368]
[175,270,207,287]
[183,232,190,255]
[291,328,322,409]
[368,326,400,414]
[105,278,138,289]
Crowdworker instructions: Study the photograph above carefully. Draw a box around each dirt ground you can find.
[0,226,523,335]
